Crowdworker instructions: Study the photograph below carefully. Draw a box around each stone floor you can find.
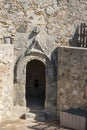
[0,119,70,130]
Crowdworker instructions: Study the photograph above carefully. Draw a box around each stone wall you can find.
[0,0,87,120]
[0,0,87,61]
[57,46,87,113]
[0,44,14,122]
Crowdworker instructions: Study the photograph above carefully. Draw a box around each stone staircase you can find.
[26,109,46,122]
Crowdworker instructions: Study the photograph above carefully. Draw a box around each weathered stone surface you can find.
[0,44,14,122]
[0,0,87,123]
[45,6,55,16]
[57,46,87,112]
[0,0,86,50]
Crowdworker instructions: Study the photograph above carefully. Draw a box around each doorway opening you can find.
[26,60,45,110]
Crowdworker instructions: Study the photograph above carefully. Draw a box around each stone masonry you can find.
[58,46,87,113]
[0,44,14,122]
[0,0,87,123]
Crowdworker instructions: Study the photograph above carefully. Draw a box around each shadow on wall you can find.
[28,26,40,39]
[51,47,58,82]
[69,23,87,48]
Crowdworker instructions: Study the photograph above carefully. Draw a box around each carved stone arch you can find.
[15,51,53,84]
[14,50,55,115]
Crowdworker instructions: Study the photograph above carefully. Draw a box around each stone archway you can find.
[14,51,57,117]
[15,51,52,106]
[26,59,45,110]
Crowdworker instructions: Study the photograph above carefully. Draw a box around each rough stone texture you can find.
[0,0,87,58]
[0,44,14,122]
[0,0,87,122]
[0,119,69,130]
[57,46,87,113]
[14,46,57,118]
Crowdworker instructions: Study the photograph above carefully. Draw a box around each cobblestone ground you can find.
[0,119,70,130]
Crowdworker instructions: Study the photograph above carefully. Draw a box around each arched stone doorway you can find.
[14,50,57,118]
[26,60,45,110]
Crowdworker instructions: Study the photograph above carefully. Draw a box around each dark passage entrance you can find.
[26,60,45,110]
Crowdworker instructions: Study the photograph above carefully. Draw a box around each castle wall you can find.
[0,0,87,61]
[57,46,87,114]
[0,44,14,122]
[0,0,87,122]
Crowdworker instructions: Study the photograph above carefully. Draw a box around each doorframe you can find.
[14,51,54,112]
[26,59,46,109]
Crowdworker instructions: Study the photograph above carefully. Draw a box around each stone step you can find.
[26,112,36,120]
[26,109,45,113]
[26,112,45,122]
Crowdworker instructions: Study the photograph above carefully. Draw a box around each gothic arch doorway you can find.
[26,60,45,110]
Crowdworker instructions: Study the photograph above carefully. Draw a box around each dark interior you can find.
[26,60,45,110]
